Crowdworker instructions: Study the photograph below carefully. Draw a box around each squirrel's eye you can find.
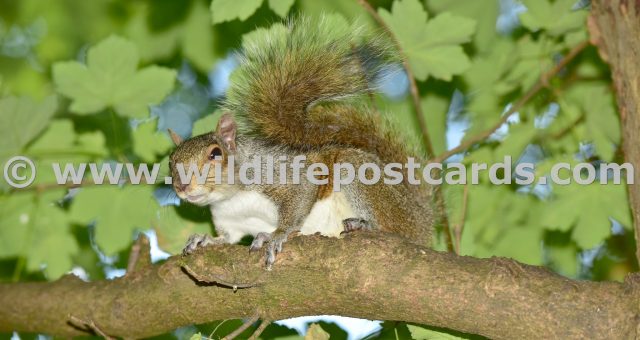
[209,147,223,160]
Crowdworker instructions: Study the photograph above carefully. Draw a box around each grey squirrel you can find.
[168,17,434,269]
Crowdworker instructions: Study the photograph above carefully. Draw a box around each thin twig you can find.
[68,315,114,340]
[10,181,88,194]
[356,0,434,157]
[10,177,167,194]
[454,183,469,255]
[546,114,585,140]
[221,314,260,340]
[248,319,271,340]
[435,188,455,252]
[431,41,590,164]
[209,319,232,339]
[127,234,151,274]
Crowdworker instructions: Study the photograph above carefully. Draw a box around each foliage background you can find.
[0,0,635,338]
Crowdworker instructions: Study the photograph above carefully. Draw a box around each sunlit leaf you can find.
[132,119,173,162]
[407,324,466,340]
[210,0,263,24]
[0,95,57,157]
[379,0,476,81]
[269,0,296,18]
[70,185,158,255]
[153,205,212,254]
[52,35,176,117]
[520,0,588,36]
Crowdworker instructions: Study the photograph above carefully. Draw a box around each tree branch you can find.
[0,232,639,339]
[589,0,640,265]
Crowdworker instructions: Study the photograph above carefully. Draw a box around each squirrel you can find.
[168,17,434,269]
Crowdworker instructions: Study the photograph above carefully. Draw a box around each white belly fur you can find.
[210,191,355,243]
[300,192,355,237]
[210,191,278,243]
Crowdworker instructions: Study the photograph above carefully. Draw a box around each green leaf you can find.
[489,226,543,265]
[27,120,108,159]
[305,324,329,340]
[465,184,543,262]
[0,194,36,259]
[191,111,222,136]
[126,5,181,61]
[498,35,557,91]
[547,243,579,278]
[26,202,79,278]
[242,24,288,51]
[519,0,587,36]
[210,0,263,24]
[463,38,517,128]
[269,0,295,17]
[24,119,108,186]
[182,0,218,71]
[70,185,158,255]
[564,29,588,48]
[423,12,477,46]
[0,95,57,157]
[407,324,465,340]
[567,84,620,161]
[0,194,78,279]
[493,123,538,162]
[415,46,471,81]
[133,119,173,162]
[422,95,449,155]
[379,0,476,81]
[428,0,499,52]
[127,1,217,72]
[52,35,176,117]
[540,194,579,232]
[298,0,363,19]
[543,183,631,249]
[153,205,212,254]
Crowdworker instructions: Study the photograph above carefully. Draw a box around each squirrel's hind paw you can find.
[341,218,373,235]
[182,234,225,256]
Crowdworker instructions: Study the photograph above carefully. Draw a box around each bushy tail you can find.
[224,16,416,167]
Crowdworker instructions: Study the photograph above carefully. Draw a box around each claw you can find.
[182,234,222,256]
[266,244,277,270]
[249,232,272,252]
[250,231,289,270]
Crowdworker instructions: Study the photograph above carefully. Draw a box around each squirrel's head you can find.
[168,113,239,206]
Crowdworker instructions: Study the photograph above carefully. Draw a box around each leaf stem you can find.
[453,183,469,255]
[25,150,106,159]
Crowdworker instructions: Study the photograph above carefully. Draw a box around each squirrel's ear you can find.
[216,113,237,152]
[167,129,183,146]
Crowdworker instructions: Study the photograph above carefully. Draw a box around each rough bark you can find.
[0,232,639,339]
[589,0,640,264]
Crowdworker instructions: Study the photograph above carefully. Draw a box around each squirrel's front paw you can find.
[182,234,224,256]
[249,231,289,270]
